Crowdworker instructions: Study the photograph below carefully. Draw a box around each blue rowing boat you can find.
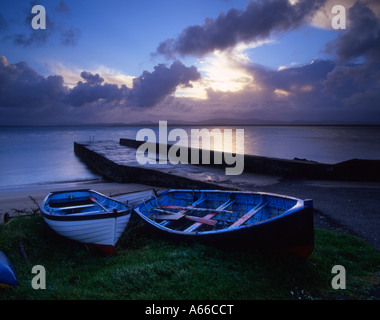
[133,189,314,258]
[0,251,17,288]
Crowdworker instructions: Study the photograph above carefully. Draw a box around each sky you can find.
[0,0,379,125]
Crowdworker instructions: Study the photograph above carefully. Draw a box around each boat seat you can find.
[156,196,207,228]
[228,202,268,229]
[52,209,109,216]
[184,199,236,233]
[59,204,95,210]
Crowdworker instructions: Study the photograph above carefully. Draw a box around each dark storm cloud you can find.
[314,0,380,118]
[252,60,336,94]
[0,56,201,112]
[64,73,126,107]
[156,0,326,58]
[80,71,105,85]
[0,56,68,109]
[323,61,380,107]
[326,1,380,63]
[65,61,201,108]
[219,57,379,123]
[242,60,339,113]
[128,61,201,107]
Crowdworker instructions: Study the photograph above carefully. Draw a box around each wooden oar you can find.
[89,196,110,213]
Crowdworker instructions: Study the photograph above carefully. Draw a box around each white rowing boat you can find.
[41,189,133,255]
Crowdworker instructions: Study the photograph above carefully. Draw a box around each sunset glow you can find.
[0,0,379,125]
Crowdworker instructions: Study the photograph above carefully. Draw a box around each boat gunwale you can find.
[41,189,131,221]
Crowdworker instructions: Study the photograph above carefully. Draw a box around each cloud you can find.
[59,27,81,46]
[311,0,380,29]
[0,56,201,116]
[232,60,338,117]
[185,57,380,123]
[1,0,379,125]
[80,71,105,85]
[2,0,81,47]
[64,73,125,107]
[326,1,380,63]
[251,60,336,94]
[0,56,68,109]
[156,0,326,58]
[1,53,379,125]
[46,62,135,89]
[128,61,201,107]
[55,0,71,15]
[323,61,380,107]
[65,60,201,108]
[197,42,258,93]
[151,0,379,124]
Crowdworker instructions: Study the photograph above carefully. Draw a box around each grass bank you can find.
[0,214,379,300]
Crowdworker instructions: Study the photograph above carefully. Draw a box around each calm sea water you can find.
[0,125,379,189]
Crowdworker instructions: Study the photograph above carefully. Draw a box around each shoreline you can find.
[0,174,379,251]
[0,179,157,222]
[0,178,103,192]
[1,139,379,250]
[72,140,380,249]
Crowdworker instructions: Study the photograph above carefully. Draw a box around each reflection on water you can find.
[0,125,379,188]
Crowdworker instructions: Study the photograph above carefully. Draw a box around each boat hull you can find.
[133,189,314,258]
[41,189,131,255]
[0,251,17,288]
[43,212,130,255]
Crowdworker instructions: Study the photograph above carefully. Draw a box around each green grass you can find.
[1,215,379,300]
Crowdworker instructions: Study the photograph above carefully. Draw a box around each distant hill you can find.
[122,118,378,126]
[42,118,378,127]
